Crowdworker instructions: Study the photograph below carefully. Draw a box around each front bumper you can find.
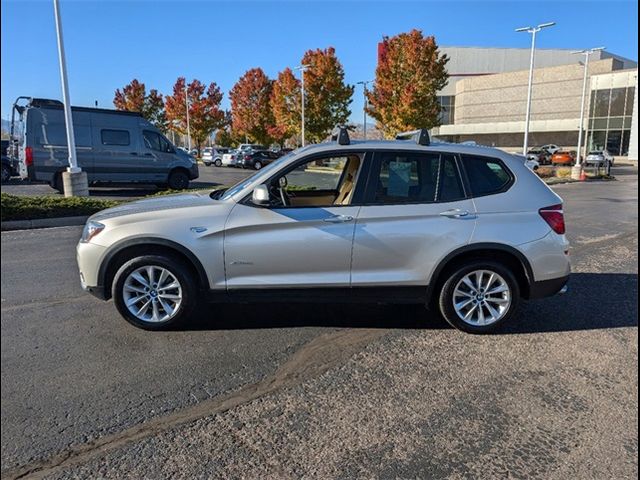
[189,163,199,180]
[77,241,108,300]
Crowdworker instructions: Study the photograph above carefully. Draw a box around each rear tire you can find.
[1,164,10,183]
[167,170,189,190]
[214,159,222,167]
[438,260,520,334]
[51,172,64,193]
[254,161,262,170]
[112,255,197,330]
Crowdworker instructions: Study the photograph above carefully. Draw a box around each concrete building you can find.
[430,47,637,158]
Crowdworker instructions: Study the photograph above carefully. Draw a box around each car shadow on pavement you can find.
[185,273,637,334]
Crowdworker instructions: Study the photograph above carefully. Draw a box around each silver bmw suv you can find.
[77,129,570,334]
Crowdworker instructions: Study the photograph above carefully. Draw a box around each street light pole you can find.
[516,22,556,155]
[184,83,191,151]
[357,80,373,139]
[53,0,88,196]
[295,64,310,146]
[573,47,605,166]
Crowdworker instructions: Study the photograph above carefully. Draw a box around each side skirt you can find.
[204,286,429,304]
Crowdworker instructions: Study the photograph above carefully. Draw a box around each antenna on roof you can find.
[395,129,430,146]
[331,125,351,145]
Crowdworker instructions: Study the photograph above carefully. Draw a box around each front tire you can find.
[438,260,520,334]
[254,161,262,170]
[167,170,189,190]
[112,255,198,330]
[214,159,222,167]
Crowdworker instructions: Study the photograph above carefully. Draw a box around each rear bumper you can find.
[527,275,570,299]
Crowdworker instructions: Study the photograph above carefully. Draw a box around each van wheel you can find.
[112,255,197,330]
[167,170,189,190]
[437,260,520,334]
[51,172,64,193]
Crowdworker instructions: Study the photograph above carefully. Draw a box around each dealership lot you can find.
[1,167,637,479]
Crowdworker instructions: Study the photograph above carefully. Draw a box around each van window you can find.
[143,131,173,153]
[460,155,513,197]
[373,152,440,204]
[101,129,130,146]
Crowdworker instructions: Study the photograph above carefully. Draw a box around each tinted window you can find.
[374,153,440,204]
[438,156,465,202]
[143,130,173,153]
[101,129,130,146]
[461,155,512,196]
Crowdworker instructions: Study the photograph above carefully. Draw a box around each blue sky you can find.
[1,0,638,122]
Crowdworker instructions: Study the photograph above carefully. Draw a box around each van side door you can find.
[351,151,476,287]
[92,127,138,183]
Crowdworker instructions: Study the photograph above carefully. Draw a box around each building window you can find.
[587,86,635,156]
[438,96,456,125]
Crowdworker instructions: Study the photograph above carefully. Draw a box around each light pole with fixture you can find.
[572,47,605,167]
[516,21,556,155]
[184,83,192,151]
[357,80,373,139]
[294,64,310,146]
[53,0,88,196]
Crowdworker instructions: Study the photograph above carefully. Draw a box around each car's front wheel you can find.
[254,161,262,170]
[214,159,222,167]
[438,260,520,334]
[112,255,198,330]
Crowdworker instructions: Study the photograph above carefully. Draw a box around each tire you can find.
[1,164,10,183]
[214,159,222,167]
[254,161,262,170]
[112,255,198,330]
[203,161,212,167]
[167,170,190,190]
[438,260,520,334]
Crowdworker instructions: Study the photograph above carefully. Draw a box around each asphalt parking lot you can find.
[1,166,637,479]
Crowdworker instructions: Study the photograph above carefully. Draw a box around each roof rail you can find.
[331,125,351,145]
[395,129,430,146]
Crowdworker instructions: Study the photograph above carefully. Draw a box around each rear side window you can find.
[373,152,441,204]
[101,129,130,146]
[438,155,466,202]
[460,155,513,197]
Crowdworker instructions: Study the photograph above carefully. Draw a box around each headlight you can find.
[81,221,105,243]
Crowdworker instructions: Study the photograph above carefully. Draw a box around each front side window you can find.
[143,130,173,153]
[461,155,512,197]
[101,129,130,146]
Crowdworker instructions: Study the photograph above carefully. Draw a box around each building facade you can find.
[430,47,637,157]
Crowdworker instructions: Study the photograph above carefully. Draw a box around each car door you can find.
[223,152,367,288]
[351,151,476,287]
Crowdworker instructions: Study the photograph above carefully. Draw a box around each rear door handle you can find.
[323,215,354,223]
[439,209,470,218]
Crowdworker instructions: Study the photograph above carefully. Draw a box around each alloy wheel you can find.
[452,270,511,326]
[123,266,183,323]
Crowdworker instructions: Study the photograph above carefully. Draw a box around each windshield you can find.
[219,151,296,201]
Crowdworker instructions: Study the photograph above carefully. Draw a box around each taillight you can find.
[25,146,33,167]
[539,204,565,235]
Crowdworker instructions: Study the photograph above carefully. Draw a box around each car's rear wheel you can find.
[1,164,11,183]
[438,260,520,334]
[254,161,262,170]
[112,255,197,330]
[214,159,222,167]
[167,170,189,190]
[203,161,212,167]
[51,172,64,193]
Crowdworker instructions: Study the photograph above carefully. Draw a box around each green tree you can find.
[301,47,354,143]
[366,29,449,138]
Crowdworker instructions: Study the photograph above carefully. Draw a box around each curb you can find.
[1,215,89,232]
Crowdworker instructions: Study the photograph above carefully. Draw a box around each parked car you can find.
[1,139,19,183]
[585,150,614,167]
[9,97,198,191]
[527,148,551,165]
[551,151,577,166]
[221,150,240,167]
[77,128,570,334]
[541,144,561,155]
[239,150,281,170]
[202,147,230,167]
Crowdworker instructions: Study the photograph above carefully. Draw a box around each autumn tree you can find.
[301,47,353,143]
[229,68,275,145]
[268,67,301,146]
[366,29,449,138]
[165,77,226,154]
[113,79,167,131]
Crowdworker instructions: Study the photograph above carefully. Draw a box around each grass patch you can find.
[1,193,121,222]
[555,167,573,179]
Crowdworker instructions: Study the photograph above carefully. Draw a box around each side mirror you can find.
[252,185,270,206]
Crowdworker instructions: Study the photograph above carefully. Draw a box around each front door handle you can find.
[323,215,354,223]
[439,209,470,218]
